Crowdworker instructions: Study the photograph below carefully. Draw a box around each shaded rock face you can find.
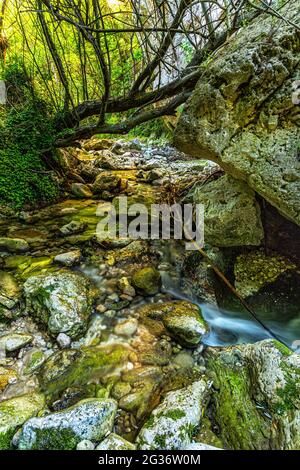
[188,174,264,246]
[18,398,117,450]
[206,340,300,450]
[175,1,300,226]
[23,271,94,339]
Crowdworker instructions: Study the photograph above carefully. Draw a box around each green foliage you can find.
[129,117,172,142]
[0,64,59,208]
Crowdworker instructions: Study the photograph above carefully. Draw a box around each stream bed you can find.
[0,138,300,450]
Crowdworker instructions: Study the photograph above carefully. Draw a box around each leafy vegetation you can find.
[0,64,59,207]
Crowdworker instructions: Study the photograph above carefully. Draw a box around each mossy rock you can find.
[0,237,29,253]
[139,300,208,347]
[18,398,117,450]
[206,339,300,450]
[137,380,209,450]
[132,267,161,296]
[234,250,296,298]
[0,393,45,449]
[39,344,131,399]
[23,271,95,339]
[0,367,18,392]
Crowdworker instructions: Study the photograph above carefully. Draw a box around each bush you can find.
[0,64,59,208]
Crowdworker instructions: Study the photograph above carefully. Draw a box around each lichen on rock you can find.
[187,174,264,246]
[0,393,45,450]
[18,398,117,450]
[175,0,300,226]
[137,380,209,450]
[23,271,95,339]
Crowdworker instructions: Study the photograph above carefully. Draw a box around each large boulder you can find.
[0,393,45,449]
[188,175,264,246]
[137,380,208,450]
[175,1,300,226]
[206,339,300,450]
[23,271,95,339]
[18,398,117,450]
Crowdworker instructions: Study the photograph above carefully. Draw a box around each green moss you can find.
[154,434,167,449]
[207,353,271,450]
[30,426,79,451]
[39,345,131,399]
[163,409,186,421]
[0,393,45,449]
[273,341,292,357]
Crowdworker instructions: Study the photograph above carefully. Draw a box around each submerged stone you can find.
[38,344,131,397]
[0,237,29,253]
[18,398,117,450]
[0,271,20,309]
[0,333,33,352]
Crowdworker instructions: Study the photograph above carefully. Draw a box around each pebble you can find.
[96,304,107,314]
[107,293,119,303]
[56,333,71,349]
[76,440,95,450]
[114,319,138,338]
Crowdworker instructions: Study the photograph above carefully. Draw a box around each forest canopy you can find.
[0,0,285,146]
[0,1,292,207]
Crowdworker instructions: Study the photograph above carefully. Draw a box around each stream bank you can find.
[0,138,300,450]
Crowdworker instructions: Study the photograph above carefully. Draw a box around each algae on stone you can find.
[234,250,296,297]
[39,344,131,398]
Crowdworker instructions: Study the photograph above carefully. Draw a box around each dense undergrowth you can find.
[0,65,59,208]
